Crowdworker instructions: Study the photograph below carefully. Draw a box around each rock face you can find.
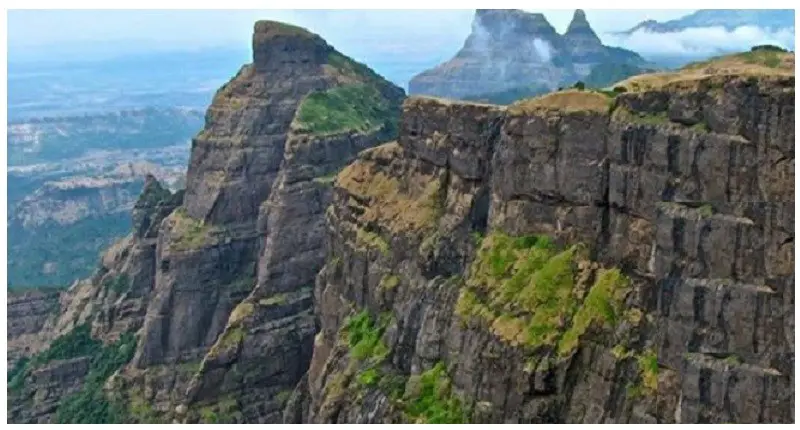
[409,9,645,100]
[299,52,794,424]
[7,20,404,424]
[7,24,793,425]
[7,289,61,367]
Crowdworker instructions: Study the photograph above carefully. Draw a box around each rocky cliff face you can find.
[296,51,794,424]
[409,9,645,100]
[8,25,793,425]
[7,20,404,424]
[7,289,61,367]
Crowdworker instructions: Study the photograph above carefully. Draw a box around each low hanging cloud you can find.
[605,25,795,58]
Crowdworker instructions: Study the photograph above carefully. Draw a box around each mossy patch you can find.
[558,268,630,356]
[295,83,398,136]
[637,348,659,395]
[345,310,391,362]
[196,395,242,424]
[209,327,246,358]
[356,228,390,255]
[456,232,631,355]
[312,172,338,185]
[379,274,400,292]
[404,362,469,424]
[229,301,255,325]
[259,293,288,306]
[169,208,213,251]
[338,143,445,234]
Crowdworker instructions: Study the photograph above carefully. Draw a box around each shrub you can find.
[573,81,586,90]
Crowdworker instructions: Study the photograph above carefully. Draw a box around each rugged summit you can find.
[7,20,404,424]
[409,9,645,101]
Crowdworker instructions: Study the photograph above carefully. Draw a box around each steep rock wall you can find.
[300,64,794,423]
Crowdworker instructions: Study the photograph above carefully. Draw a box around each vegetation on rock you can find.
[404,362,469,424]
[169,208,213,250]
[54,332,137,423]
[456,232,631,356]
[9,324,137,423]
[296,84,398,136]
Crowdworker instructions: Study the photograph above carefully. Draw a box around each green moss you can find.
[379,274,400,292]
[229,301,255,324]
[470,231,484,246]
[357,368,380,387]
[356,228,390,255]
[171,209,213,250]
[345,311,390,362]
[259,293,288,306]
[637,348,659,394]
[558,268,630,356]
[458,232,631,355]
[313,172,338,185]
[697,203,715,218]
[295,83,398,136]
[691,121,711,133]
[724,354,743,366]
[459,233,579,349]
[197,396,241,424]
[404,362,469,424]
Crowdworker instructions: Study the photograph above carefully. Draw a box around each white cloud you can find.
[604,25,795,57]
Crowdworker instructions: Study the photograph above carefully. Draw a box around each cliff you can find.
[409,9,646,100]
[7,20,404,424]
[7,28,794,424]
[295,50,794,423]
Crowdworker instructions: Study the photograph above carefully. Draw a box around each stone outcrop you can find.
[299,52,794,424]
[409,9,645,100]
[7,289,61,368]
[7,20,404,424]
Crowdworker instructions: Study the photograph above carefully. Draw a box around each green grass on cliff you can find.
[456,232,631,356]
[338,312,470,423]
[346,310,390,362]
[55,332,137,423]
[295,83,398,136]
[404,362,469,424]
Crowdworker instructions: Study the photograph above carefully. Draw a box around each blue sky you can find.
[9,9,795,65]
[8,10,694,61]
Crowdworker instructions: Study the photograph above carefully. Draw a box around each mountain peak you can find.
[251,20,331,72]
[565,9,598,39]
[473,9,558,40]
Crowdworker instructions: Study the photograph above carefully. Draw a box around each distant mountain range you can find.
[620,9,795,34]
[409,9,649,102]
